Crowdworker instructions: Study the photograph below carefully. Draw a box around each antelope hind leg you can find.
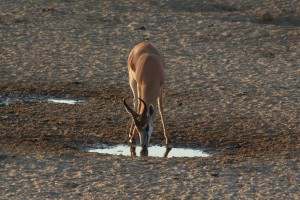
[157,96,171,145]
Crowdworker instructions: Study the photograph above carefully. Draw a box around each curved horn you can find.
[138,98,148,125]
[123,98,140,126]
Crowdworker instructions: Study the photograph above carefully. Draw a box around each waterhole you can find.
[88,144,210,158]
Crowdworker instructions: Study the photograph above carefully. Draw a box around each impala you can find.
[123,42,171,148]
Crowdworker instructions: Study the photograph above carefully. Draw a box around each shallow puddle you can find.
[88,144,210,158]
[47,98,85,105]
[0,97,85,105]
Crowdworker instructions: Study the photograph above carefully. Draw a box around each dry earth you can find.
[0,0,299,199]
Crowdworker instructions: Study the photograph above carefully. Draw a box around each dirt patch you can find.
[0,0,299,199]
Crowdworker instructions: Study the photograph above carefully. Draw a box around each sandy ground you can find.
[0,0,300,199]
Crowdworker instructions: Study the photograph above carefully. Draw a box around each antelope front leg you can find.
[157,96,171,145]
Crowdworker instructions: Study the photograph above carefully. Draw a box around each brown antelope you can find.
[123,42,171,148]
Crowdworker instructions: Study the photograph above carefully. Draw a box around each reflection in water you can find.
[130,146,136,156]
[130,146,171,157]
[89,144,210,158]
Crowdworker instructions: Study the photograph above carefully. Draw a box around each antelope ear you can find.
[149,104,154,116]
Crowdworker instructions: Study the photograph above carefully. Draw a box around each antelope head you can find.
[124,98,154,148]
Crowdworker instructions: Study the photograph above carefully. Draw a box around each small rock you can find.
[259,11,273,21]
[72,81,82,85]
[210,172,219,177]
[64,182,79,189]
[137,25,146,30]
[41,7,55,13]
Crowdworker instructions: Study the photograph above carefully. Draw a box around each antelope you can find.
[123,42,171,148]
